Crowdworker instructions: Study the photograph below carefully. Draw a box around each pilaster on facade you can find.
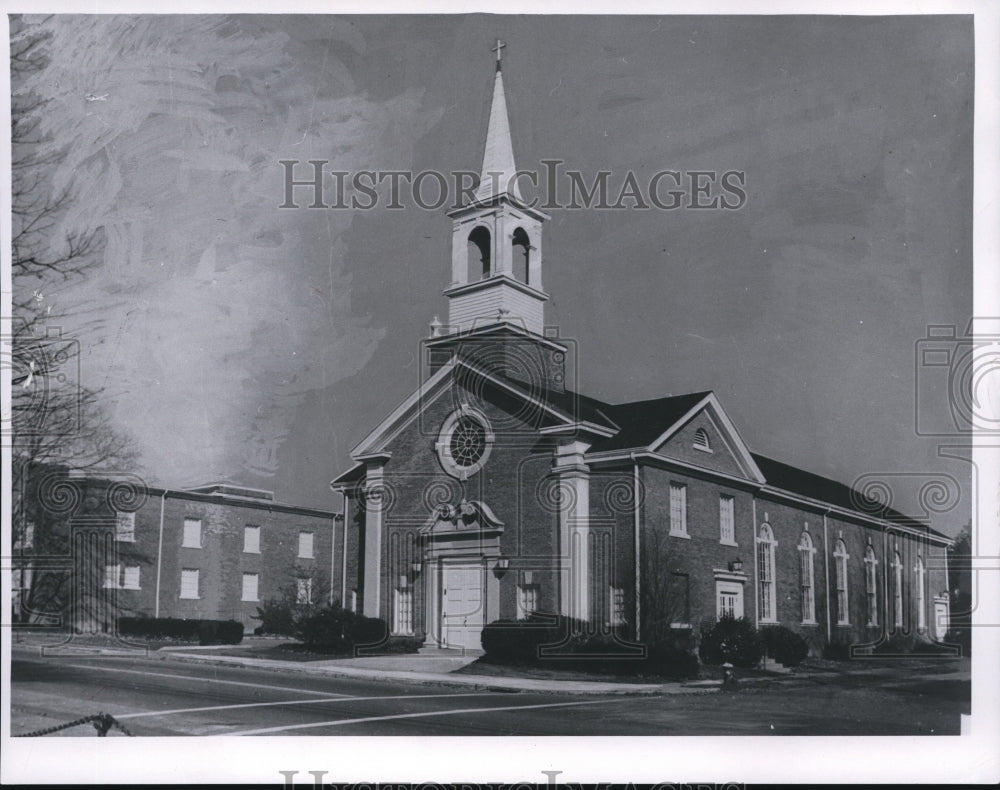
[360,455,390,617]
[553,440,592,623]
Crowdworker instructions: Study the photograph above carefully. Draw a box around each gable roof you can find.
[587,391,713,452]
[753,453,949,540]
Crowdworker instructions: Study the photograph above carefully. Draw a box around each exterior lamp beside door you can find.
[493,555,510,579]
[729,557,744,573]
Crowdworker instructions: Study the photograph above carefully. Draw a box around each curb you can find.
[152,651,717,697]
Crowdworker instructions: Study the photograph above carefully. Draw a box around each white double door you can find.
[441,562,486,651]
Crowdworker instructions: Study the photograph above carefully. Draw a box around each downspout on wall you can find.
[752,498,759,627]
[154,491,167,618]
[822,509,832,643]
[631,454,641,641]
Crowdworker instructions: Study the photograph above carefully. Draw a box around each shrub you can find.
[117,617,243,645]
[943,627,971,657]
[293,604,393,654]
[252,598,297,636]
[760,625,810,667]
[480,614,589,664]
[698,616,764,668]
[479,616,699,679]
[822,640,852,661]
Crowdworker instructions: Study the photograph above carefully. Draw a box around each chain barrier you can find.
[18,712,135,737]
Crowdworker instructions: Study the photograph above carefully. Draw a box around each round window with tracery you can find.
[437,409,494,479]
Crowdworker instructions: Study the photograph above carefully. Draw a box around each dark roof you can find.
[330,462,366,488]
[753,453,948,539]
[588,391,712,452]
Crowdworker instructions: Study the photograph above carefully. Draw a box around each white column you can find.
[362,462,385,617]
[555,441,591,623]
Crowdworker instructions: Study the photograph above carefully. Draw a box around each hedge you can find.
[293,604,397,654]
[118,617,244,645]
[479,614,698,679]
[698,616,764,668]
[760,625,810,667]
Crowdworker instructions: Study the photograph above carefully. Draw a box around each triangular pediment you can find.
[647,394,766,484]
[349,357,595,460]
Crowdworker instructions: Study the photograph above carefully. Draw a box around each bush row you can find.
[479,614,699,679]
[118,617,243,645]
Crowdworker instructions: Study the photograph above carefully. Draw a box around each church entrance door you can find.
[441,561,485,650]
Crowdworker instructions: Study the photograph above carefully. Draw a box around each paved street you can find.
[9,651,969,736]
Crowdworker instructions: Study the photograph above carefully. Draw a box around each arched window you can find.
[693,428,711,452]
[891,550,904,631]
[467,226,491,282]
[798,531,816,624]
[757,524,776,622]
[512,227,530,284]
[834,539,850,625]
[864,544,879,626]
[914,555,926,632]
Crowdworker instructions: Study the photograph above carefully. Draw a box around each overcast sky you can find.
[16,14,974,535]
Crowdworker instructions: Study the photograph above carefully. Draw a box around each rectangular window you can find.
[243,525,260,554]
[182,518,202,548]
[104,564,120,589]
[180,568,200,599]
[716,581,744,619]
[668,572,690,625]
[393,587,414,635]
[115,512,136,542]
[350,589,358,612]
[610,586,627,626]
[517,584,540,620]
[298,531,314,559]
[242,572,259,602]
[122,565,141,590]
[296,577,313,605]
[719,495,735,545]
[669,484,688,537]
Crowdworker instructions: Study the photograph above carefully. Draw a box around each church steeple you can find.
[441,41,550,337]
[475,40,521,203]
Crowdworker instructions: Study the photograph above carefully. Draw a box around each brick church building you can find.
[332,48,952,655]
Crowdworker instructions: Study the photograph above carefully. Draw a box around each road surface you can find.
[9,652,968,736]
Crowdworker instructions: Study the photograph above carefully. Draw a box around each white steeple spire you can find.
[475,40,522,203]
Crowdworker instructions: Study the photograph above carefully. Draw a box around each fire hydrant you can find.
[721,662,739,691]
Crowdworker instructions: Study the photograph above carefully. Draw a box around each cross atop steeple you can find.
[491,38,506,71]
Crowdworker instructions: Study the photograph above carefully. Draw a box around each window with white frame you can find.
[115,512,136,542]
[298,531,314,559]
[915,555,926,632]
[798,531,816,623]
[891,550,904,630]
[757,523,777,622]
[669,483,688,537]
[517,584,540,620]
[122,565,141,590]
[393,587,414,635]
[864,545,879,626]
[242,572,259,602]
[182,518,202,548]
[716,580,744,619]
[296,577,313,605]
[719,495,736,545]
[349,589,358,612]
[244,525,260,554]
[834,539,850,624]
[180,568,200,599]
[610,586,627,626]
